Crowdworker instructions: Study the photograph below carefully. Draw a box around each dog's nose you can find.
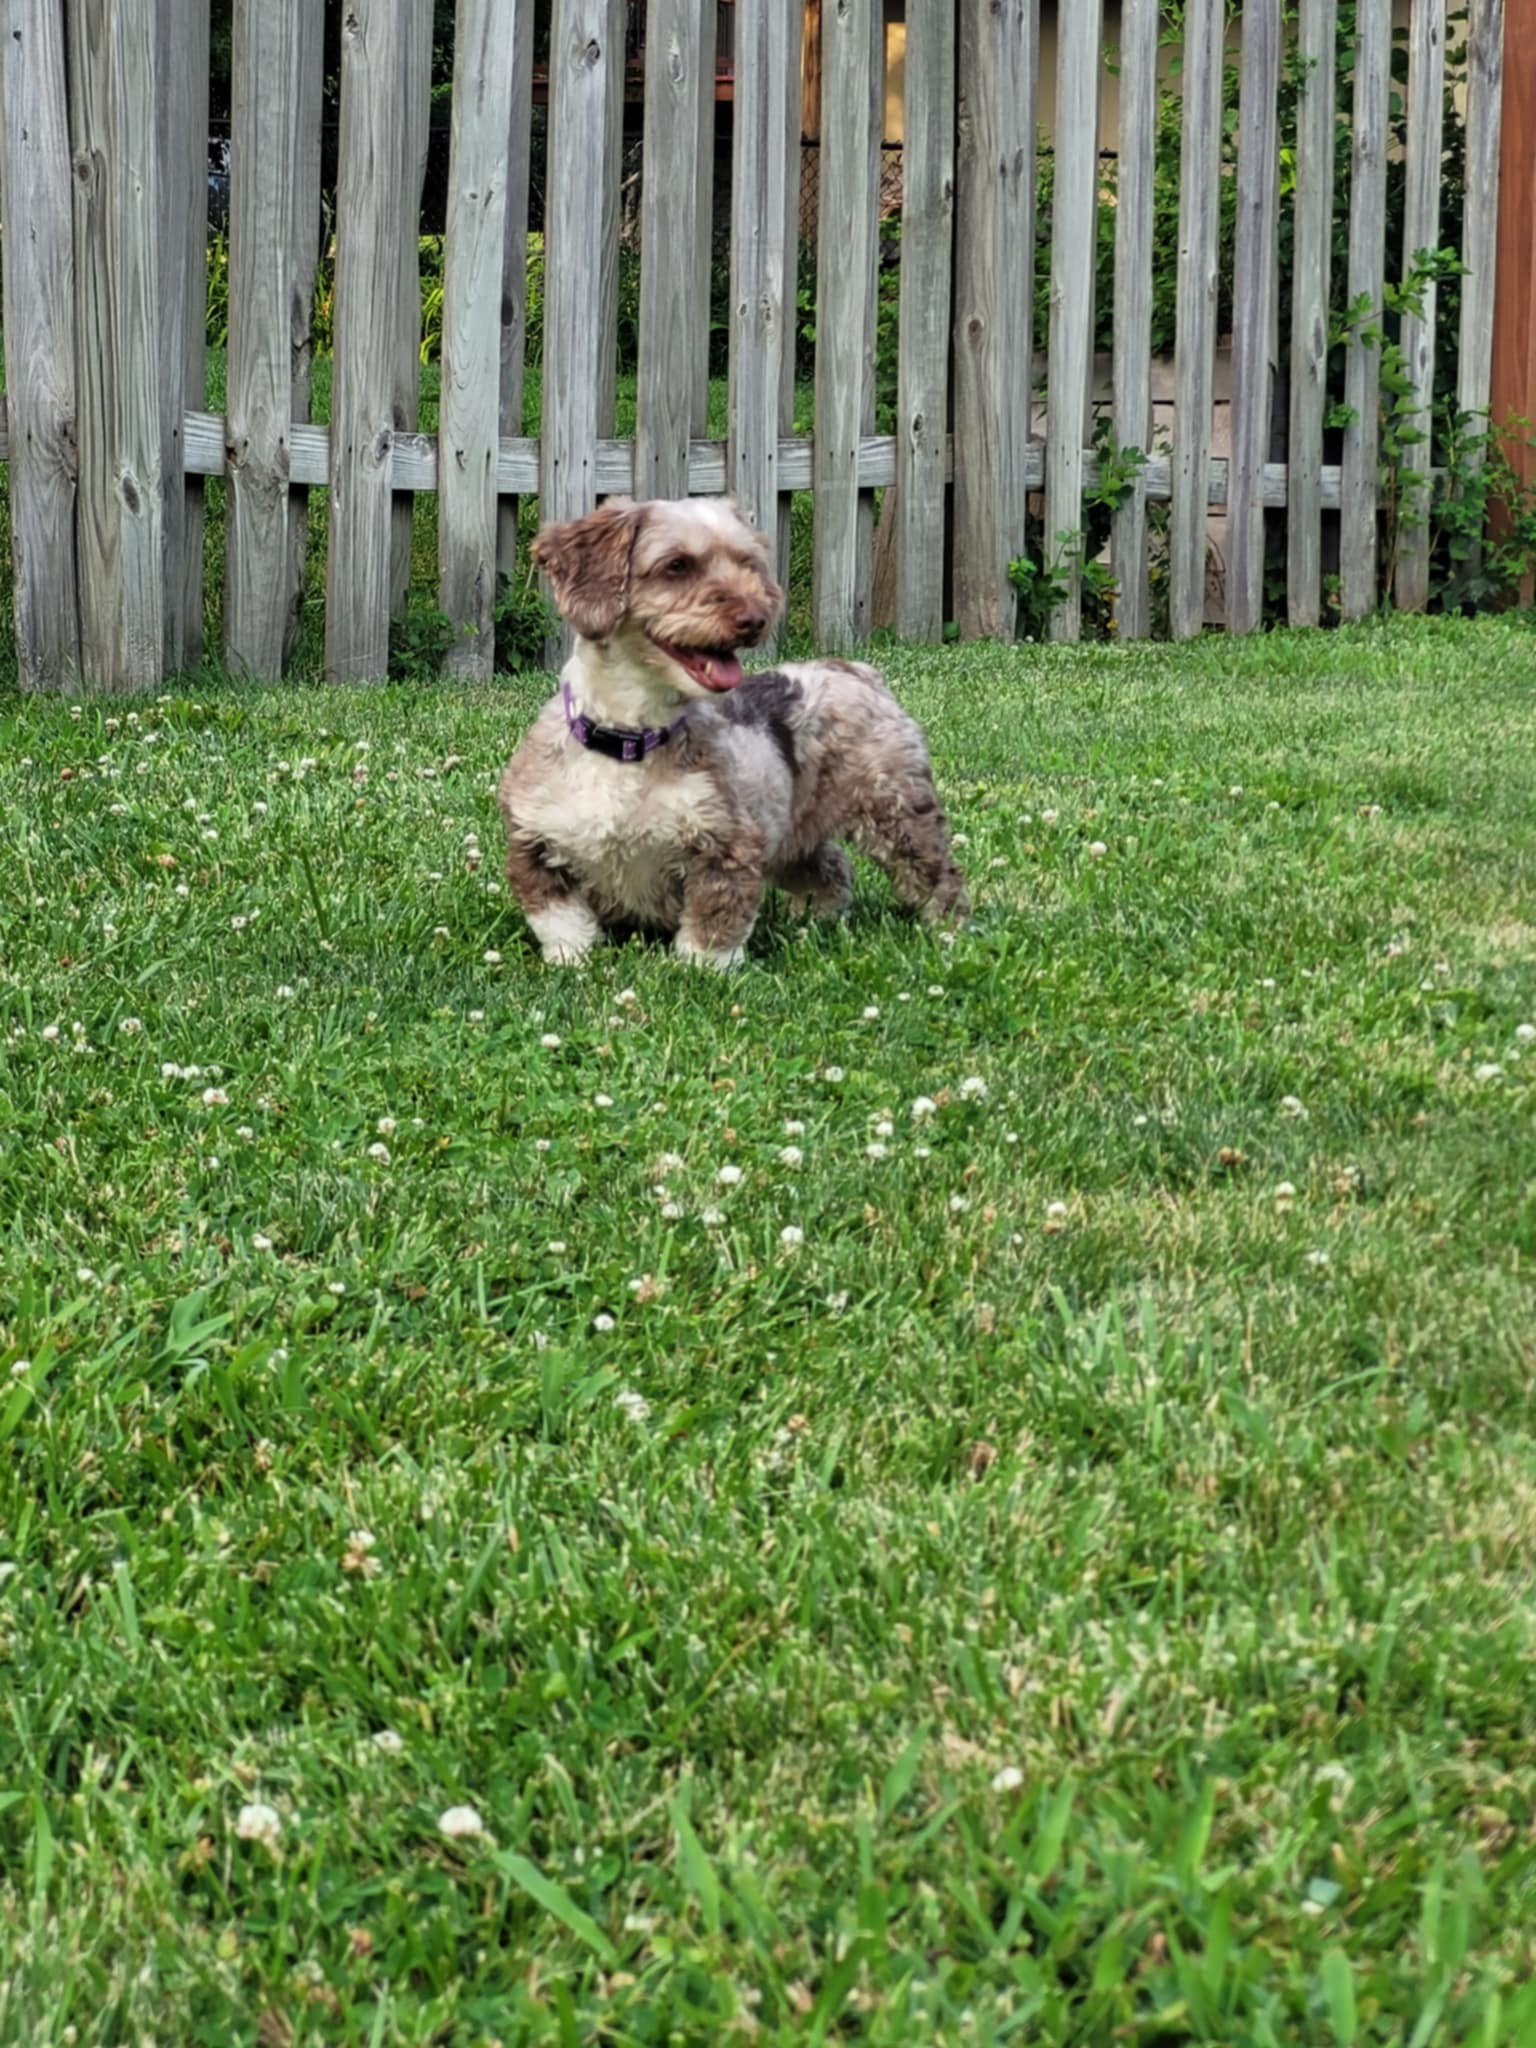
[733,605,769,642]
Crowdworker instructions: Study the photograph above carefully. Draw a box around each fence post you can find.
[1169,0,1223,643]
[391,0,435,618]
[811,0,882,649]
[1287,0,1338,629]
[164,0,211,671]
[0,0,80,691]
[226,0,317,679]
[636,0,708,500]
[1339,0,1392,621]
[1111,0,1158,642]
[497,0,536,591]
[1227,0,1281,636]
[69,0,188,692]
[439,0,517,677]
[1460,0,1505,589]
[894,0,954,644]
[326,0,408,683]
[952,0,1038,643]
[542,0,622,661]
[727,0,802,596]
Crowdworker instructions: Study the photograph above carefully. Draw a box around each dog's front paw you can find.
[529,902,602,966]
[675,933,746,973]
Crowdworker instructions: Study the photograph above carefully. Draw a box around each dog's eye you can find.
[663,554,694,578]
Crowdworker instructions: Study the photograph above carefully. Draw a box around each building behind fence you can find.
[0,0,1509,694]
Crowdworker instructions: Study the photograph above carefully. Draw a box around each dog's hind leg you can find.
[770,842,854,920]
[852,776,970,926]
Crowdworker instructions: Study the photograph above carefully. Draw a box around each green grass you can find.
[1,615,1536,2044]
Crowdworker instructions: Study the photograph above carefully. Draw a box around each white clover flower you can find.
[592,1313,616,1333]
[367,1143,391,1163]
[783,1120,806,1138]
[1088,841,1108,858]
[927,984,945,998]
[41,1025,60,1043]
[715,1164,744,1187]
[1305,1249,1331,1268]
[949,1195,970,1215]
[1040,810,1059,826]
[659,1202,684,1221]
[118,1017,143,1036]
[1279,1095,1307,1119]
[873,1119,895,1139]
[615,1388,651,1424]
[862,1005,881,1021]
[540,1033,561,1050]
[534,1138,552,1153]
[1046,1201,1069,1220]
[1475,1062,1504,1082]
[276,985,296,1000]
[911,1096,938,1120]
[779,1225,805,1249]
[467,1009,485,1022]
[1274,1182,1297,1206]
[252,1234,274,1252]
[616,988,638,1007]
[201,1087,229,1108]
[913,1144,932,1160]
[235,1802,282,1849]
[778,1146,804,1168]
[700,1206,725,1226]
[959,1076,988,1101]
[438,1805,486,1841]
[482,950,502,965]
[593,1093,613,1109]
[1516,1023,1536,1044]
[547,1240,567,1256]
[990,1766,1025,1794]
[11,1360,31,1380]
[865,1142,889,1160]
[822,1066,846,1084]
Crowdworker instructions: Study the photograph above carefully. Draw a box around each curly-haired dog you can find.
[497,496,968,969]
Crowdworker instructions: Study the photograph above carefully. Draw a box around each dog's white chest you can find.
[523,752,727,923]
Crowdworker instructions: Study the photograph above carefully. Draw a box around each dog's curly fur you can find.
[497,496,968,969]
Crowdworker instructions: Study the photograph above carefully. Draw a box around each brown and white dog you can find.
[497,496,968,969]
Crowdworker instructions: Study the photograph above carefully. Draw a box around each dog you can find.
[497,496,968,970]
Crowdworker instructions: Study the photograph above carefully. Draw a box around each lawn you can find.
[0,614,1534,2044]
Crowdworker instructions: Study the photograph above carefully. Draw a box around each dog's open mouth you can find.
[649,636,745,693]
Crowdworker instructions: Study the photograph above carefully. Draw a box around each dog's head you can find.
[530,497,784,697]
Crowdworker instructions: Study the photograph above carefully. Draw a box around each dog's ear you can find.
[530,498,643,640]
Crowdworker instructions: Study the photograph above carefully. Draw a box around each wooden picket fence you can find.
[0,0,1510,693]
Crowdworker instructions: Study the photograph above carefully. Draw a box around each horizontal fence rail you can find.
[0,0,1514,692]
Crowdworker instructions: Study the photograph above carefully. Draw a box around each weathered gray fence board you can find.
[727,0,801,583]
[439,0,517,677]
[1226,0,1281,636]
[1456,0,1504,587]
[812,0,881,648]
[391,0,434,616]
[1287,0,1337,628]
[1111,0,1157,641]
[69,0,173,691]
[953,0,1038,641]
[1340,0,1392,620]
[1395,0,1447,612]
[0,0,80,689]
[894,0,954,642]
[326,0,406,682]
[1170,0,1223,642]
[496,0,535,588]
[542,0,620,657]
[226,0,314,679]
[1044,0,1102,643]
[636,0,706,500]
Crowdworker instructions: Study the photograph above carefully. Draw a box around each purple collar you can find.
[563,680,682,764]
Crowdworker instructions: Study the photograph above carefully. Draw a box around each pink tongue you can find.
[680,648,744,693]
